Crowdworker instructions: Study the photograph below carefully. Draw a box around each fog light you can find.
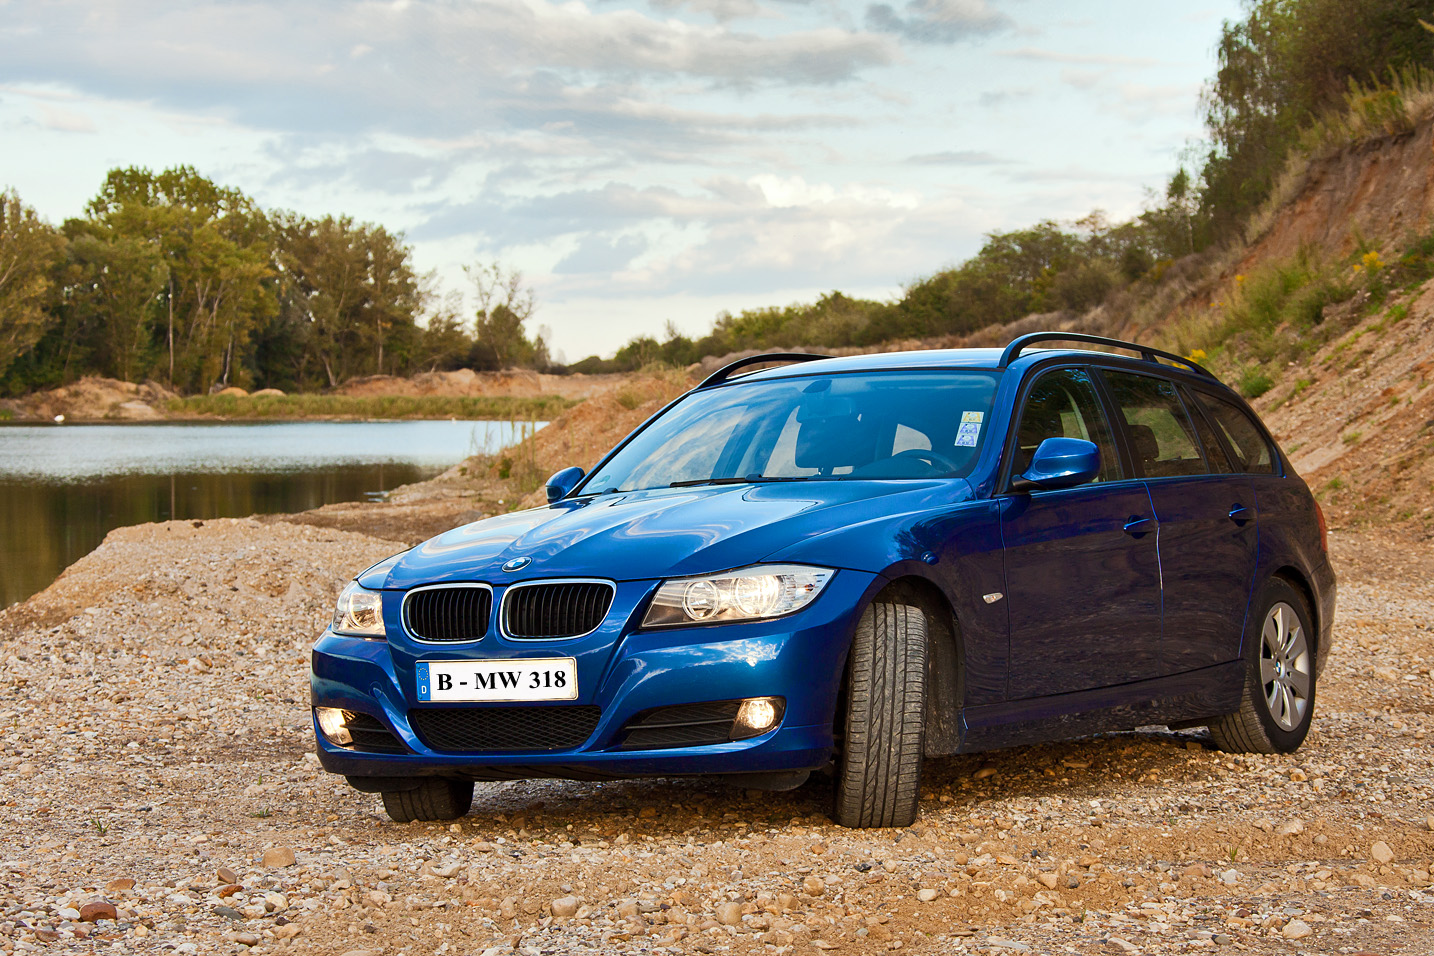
[733,697,784,739]
[315,707,353,746]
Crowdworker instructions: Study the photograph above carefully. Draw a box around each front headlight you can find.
[331,582,386,639]
[642,564,834,628]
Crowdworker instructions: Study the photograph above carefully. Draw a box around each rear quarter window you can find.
[1195,392,1276,475]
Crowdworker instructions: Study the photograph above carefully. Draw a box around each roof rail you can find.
[697,352,830,389]
[999,332,1216,379]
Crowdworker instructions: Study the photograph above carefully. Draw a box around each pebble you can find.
[986,939,1031,953]
[802,875,826,896]
[1370,841,1394,864]
[262,846,296,868]
[235,933,259,947]
[213,905,244,920]
[1282,919,1313,940]
[216,865,239,884]
[78,901,116,922]
[1105,939,1138,954]
[1277,818,1305,835]
[715,902,743,926]
[551,895,579,918]
[917,888,939,902]
[104,878,135,895]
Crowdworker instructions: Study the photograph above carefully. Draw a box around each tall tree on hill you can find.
[0,190,66,381]
[1201,0,1434,239]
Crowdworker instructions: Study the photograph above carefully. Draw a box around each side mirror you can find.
[1011,438,1100,492]
[545,466,585,503]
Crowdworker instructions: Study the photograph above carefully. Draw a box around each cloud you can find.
[997,47,1160,68]
[554,233,650,273]
[38,104,94,133]
[864,0,1012,45]
[905,149,1004,165]
[0,0,895,144]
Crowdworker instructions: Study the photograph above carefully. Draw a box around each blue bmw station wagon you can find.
[312,333,1335,827]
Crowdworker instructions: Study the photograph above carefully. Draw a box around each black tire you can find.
[380,778,474,823]
[832,600,927,828]
[1209,578,1317,754]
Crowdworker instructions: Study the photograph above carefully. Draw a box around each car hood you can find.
[376,479,973,588]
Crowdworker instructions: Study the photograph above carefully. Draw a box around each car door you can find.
[1097,369,1258,675]
[1000,366,1163,699]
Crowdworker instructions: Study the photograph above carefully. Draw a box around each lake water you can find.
[0,421,537,609]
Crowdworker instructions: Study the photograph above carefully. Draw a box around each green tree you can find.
[465,261,548,369]
[64,224,168,381]
[0,190,66,380]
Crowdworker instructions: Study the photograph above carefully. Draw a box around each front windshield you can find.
[582,370,1001,494]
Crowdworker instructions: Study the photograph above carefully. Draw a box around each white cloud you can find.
[865,0,1012,45]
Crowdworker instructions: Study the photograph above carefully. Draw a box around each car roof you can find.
[724,346,1215,386]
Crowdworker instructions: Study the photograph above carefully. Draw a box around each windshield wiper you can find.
[669,475,816,488]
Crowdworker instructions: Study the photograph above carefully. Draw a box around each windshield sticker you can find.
[961,411,984,424]
[955,421,982,447]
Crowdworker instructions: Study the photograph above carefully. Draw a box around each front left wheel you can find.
[832,600,927,828]
[380,778,474,823]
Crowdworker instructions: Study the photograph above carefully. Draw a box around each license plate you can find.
[416,658,578,703]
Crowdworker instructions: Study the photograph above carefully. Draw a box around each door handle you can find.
[1228,504,1253,526]
[1123,515,1154,537]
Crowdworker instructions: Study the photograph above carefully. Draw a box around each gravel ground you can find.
[1,520,1431,956]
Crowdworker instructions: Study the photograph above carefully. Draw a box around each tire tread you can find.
[381,778,474,823]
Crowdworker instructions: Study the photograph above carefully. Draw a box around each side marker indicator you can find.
[982,592,1004,604]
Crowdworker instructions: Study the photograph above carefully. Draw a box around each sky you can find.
[0,0,1244,362]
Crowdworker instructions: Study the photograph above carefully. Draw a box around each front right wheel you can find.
[832,600,927,828]
[1209,578,1317,754]
[380,777,474,823]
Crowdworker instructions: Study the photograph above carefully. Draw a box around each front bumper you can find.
[310,570,879,781]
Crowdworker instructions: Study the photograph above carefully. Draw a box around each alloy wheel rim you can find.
[1259,601,1311,732]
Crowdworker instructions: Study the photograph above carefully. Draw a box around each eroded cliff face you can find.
[1240,122,1434,270]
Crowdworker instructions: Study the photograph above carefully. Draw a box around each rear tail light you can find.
[1313,498,1329,554]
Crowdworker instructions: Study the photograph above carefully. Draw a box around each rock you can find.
[213,905,244,920]
[264,891,288,911]
[1105,938,1137,954]
[715,902,743,926]
[216,866,239,885]
[251,388,285,398]
[235,933,260,947]
[427,862,462,878]
[1282,919,1313,940]
[78,901,117,922]
[217,883,242,898]
[104,878,135,895]
[1371,841,1394,864]
[986,939,1031,953]
[1219,869,1240,884]
[262,846,296,868]
[499,896,518,918]
[812,941,838,950]
[1277,818,1305,836]
[803,875,826,896]
[917,888,939,902]
[1036,872,1059,889]
[1182,864,1212,879]
[273,924,302,939]
[777,893,799,912]
[216,386,249,398]
[974,766,998,780]
[551,896,580,918]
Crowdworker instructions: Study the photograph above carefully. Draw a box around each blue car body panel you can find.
[312,345,1336,785]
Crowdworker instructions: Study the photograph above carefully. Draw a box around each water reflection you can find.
[0,421,537,608]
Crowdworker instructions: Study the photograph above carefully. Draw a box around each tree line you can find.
[572,0,1434,372]
[0,167,549,396]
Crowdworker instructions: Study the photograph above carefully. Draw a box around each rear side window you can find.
[1100,370,1208,479]
[1196,392,1276,474]
[1180,386,1233,474]
[1011,368,1122,483]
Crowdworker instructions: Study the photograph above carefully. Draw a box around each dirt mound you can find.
[336,368,619,401]
[7,376,178,422]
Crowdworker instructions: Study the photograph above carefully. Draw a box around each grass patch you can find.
[1238,368,1275,399]
[0,408,12,421]
[1342,430,1363,445]
[166,393,578,421]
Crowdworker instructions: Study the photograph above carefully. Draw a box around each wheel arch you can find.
[1269,565,1319,660]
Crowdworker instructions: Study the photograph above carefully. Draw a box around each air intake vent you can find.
[616,701,742,751]
[341,711,409,754]
[404,585,492,642]
[503,581,614,639]
[410,706,602,752]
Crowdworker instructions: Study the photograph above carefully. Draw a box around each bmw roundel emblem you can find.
[502,556,532,572]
